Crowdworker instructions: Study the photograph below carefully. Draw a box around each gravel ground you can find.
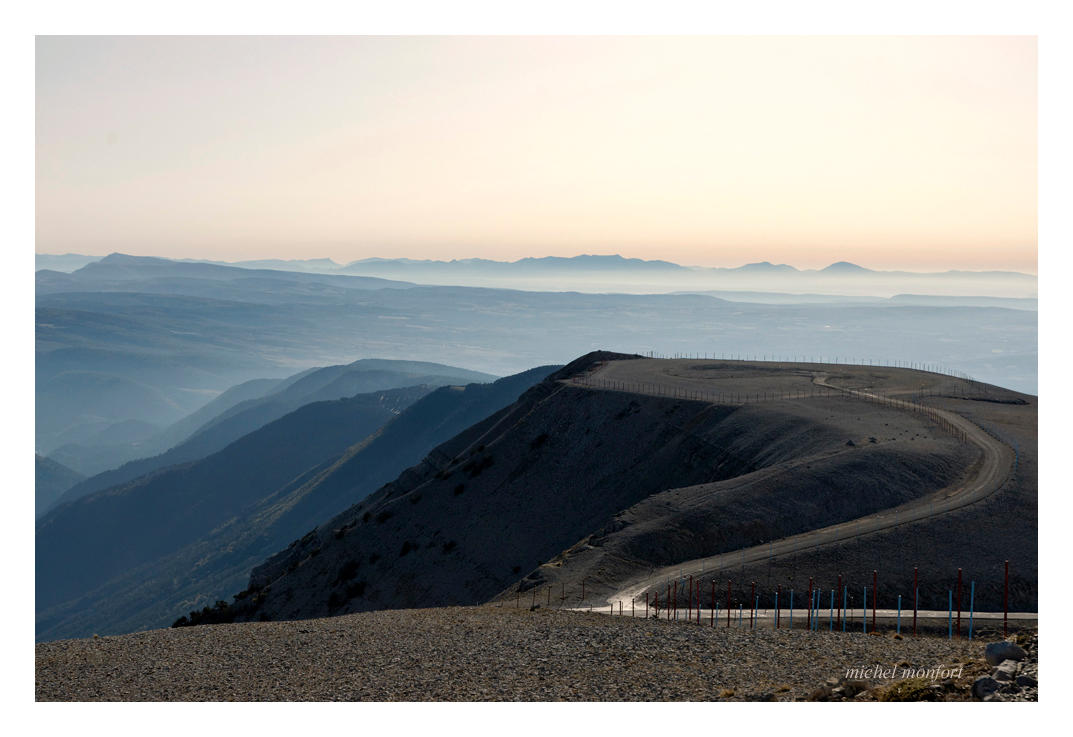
[37,605,991,701]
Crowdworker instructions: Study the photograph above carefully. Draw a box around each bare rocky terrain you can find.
[38,606,1028,701]
[504,358,1035,616]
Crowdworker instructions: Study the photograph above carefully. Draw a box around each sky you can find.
[35,35,1037,272]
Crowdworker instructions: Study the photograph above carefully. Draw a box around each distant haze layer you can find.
[35,253,1037,299]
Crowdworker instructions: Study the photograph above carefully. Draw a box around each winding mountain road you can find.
[561,358,1015,609]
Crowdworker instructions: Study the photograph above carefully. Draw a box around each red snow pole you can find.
[688,574,693,621]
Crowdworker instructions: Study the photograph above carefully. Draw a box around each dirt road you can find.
[562,358,1015,609]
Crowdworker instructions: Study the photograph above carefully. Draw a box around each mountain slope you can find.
[35,366,556,641]
[51,360,496,512]
[36,386,431,616]
[35,455,84,518]
[208,353,991,627]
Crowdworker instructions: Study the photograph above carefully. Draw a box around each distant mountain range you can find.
[37,251,1035,280]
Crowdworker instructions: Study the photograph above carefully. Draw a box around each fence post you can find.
[1004,560,1009,637]
[872,570,877,633]
[913,567,918,637]
[688,575,693,622]
[750,581,755,627]
[776,585,781,629]
[968,581,975,640]
[710,581,715,627]
[957,567,962,638]
[897,595,901,635]
[948,590,952,640]
[697,581,702,625]
[673,579,678,621]
[807,577,813,630]
[836,573,842,628]
[789,589,794,630]
[842,586,847,632]
[863,586,867,634]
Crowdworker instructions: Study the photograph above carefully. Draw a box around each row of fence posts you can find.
[639,351,988,393]
[516,561,1012,639]
[579,373,972,441]
[574,374,971,444]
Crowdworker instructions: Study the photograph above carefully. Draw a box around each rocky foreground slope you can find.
[35,606,1035,701]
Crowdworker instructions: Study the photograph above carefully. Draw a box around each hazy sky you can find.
[36,36,1037,272]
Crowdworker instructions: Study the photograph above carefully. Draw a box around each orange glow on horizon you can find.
[36,36,1037,274]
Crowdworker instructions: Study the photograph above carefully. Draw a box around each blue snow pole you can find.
[969,581,976,641]
[829,590,834,631]
[813,589,819,631]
